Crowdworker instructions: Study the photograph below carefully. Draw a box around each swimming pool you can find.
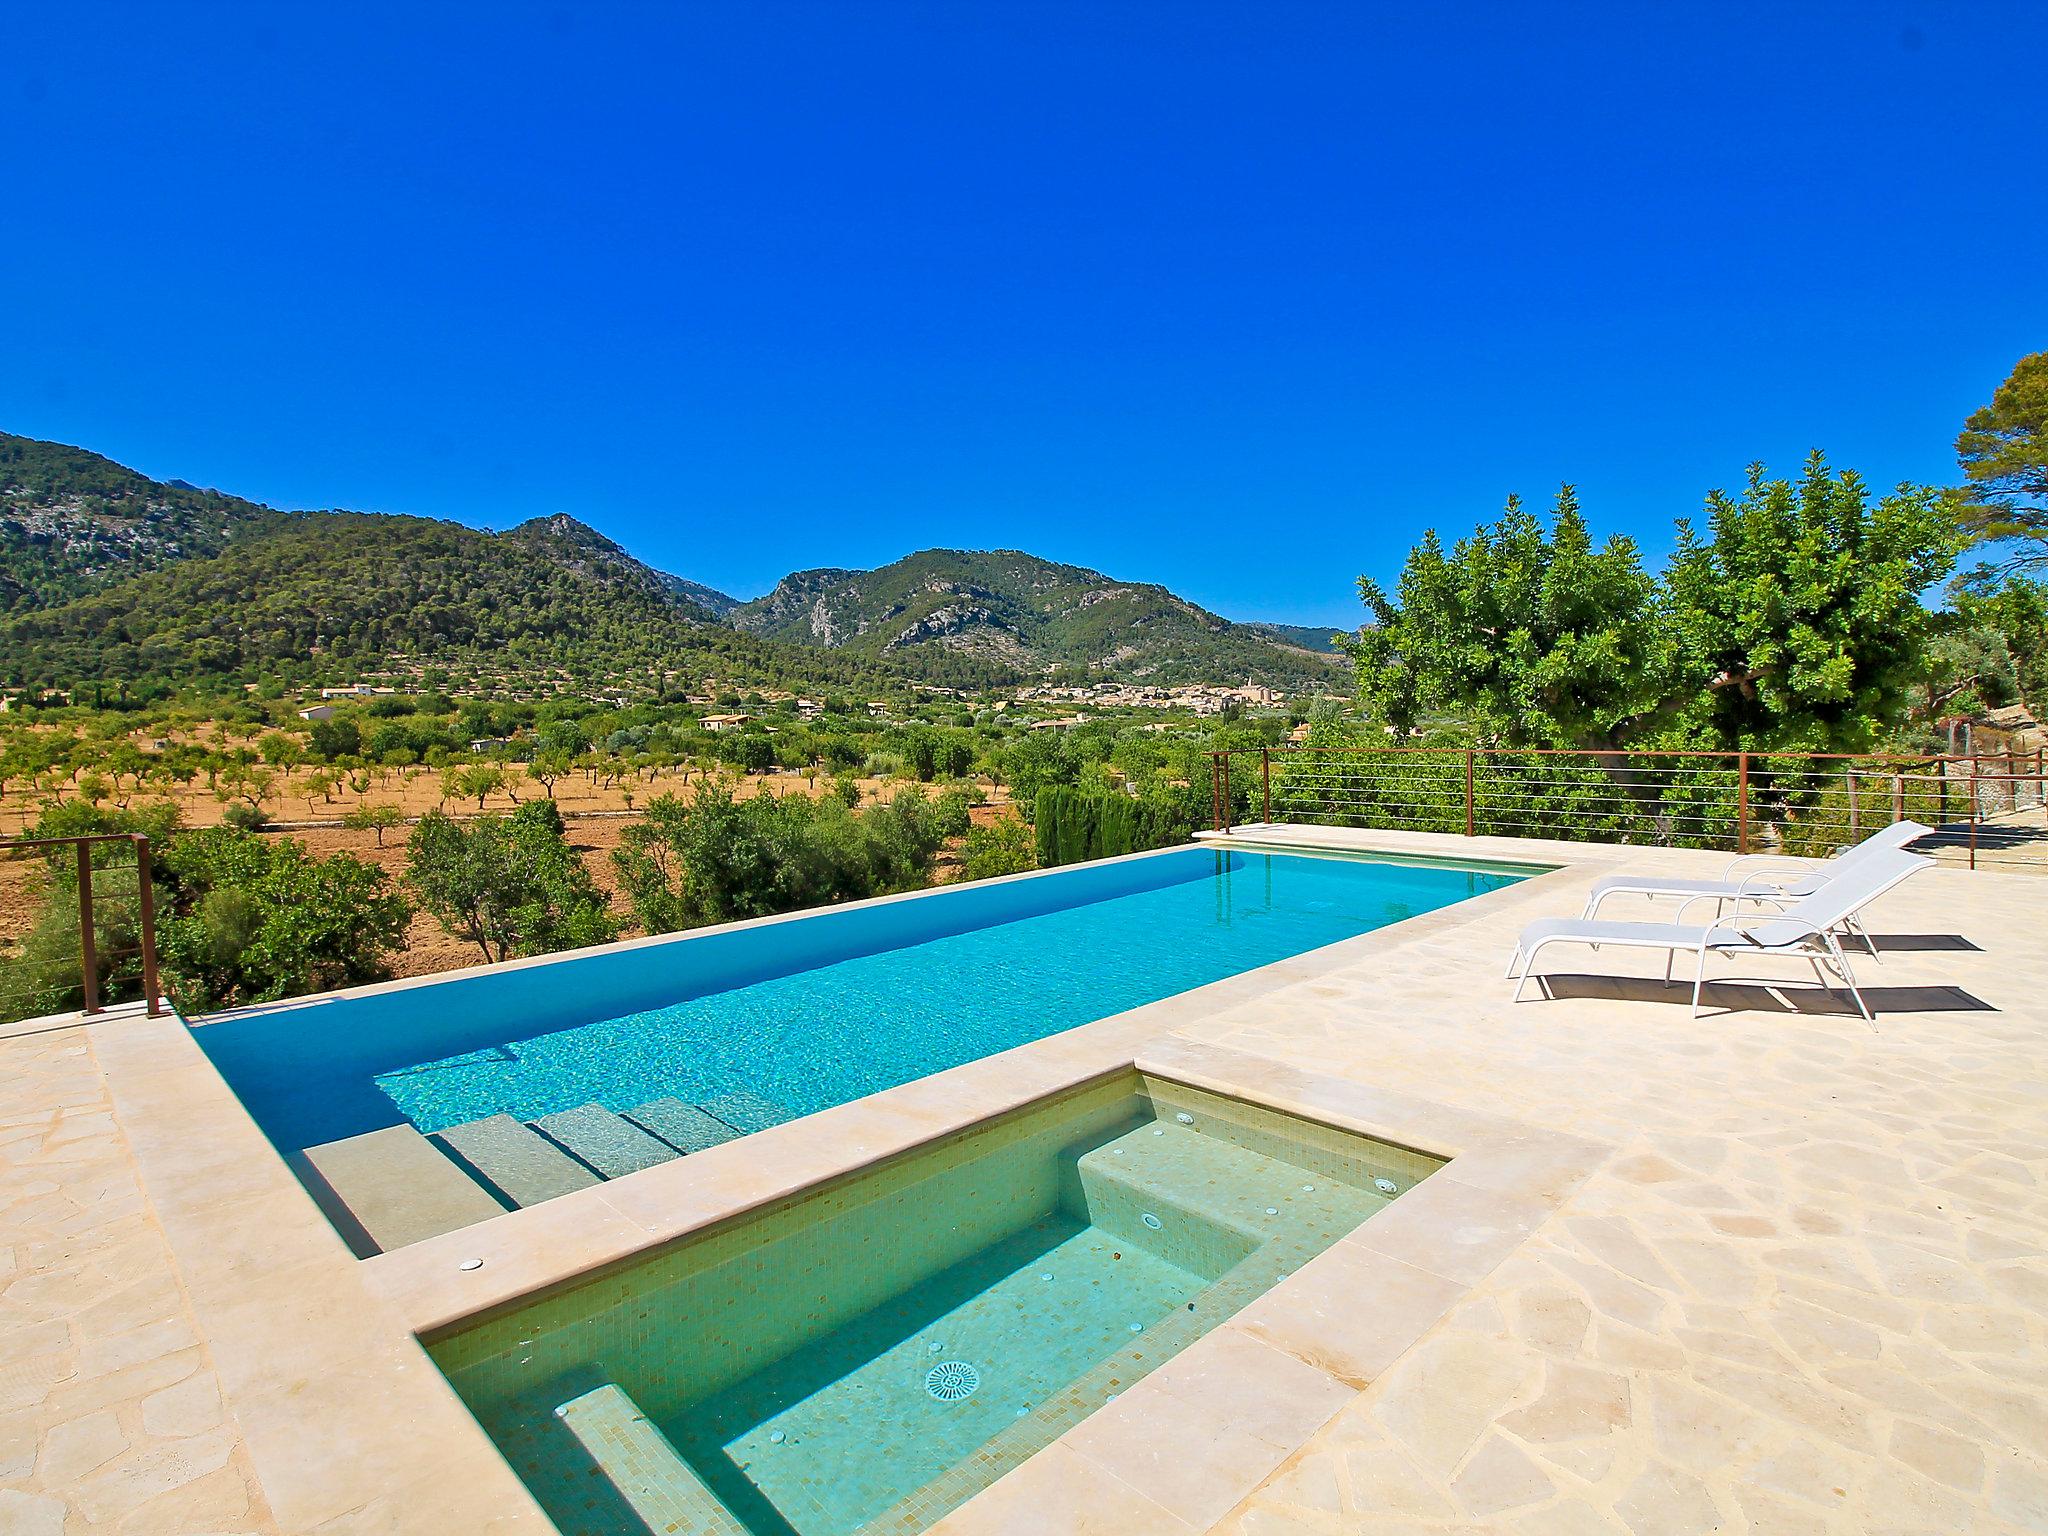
[192,845,1529,1252]
[429,1070,1444,1536]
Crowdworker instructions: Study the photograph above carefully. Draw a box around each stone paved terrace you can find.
[0,1014,277,1535]
[4,830,2048,1535]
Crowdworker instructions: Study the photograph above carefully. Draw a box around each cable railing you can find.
[1206,746,2048,872]
[0,834,164,1025]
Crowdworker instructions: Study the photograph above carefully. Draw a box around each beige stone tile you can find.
[1346,1174,1551,1286]
[1144,1324,1355,1449]
[931,1441,1196,1535]
[1061,1377,1298,1529]
[1232,1245,1468,1389]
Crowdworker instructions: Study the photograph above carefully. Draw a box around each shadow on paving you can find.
[1528,974,1995,1017]
[1866,932,1984,953]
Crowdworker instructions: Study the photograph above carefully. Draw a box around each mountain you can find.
[728,549,1343,689]
[0,432,290,611]
[1242,621,1347,655]
[0,431,1342,695]
[0,511,927,694]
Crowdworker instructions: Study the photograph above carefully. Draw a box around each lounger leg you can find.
[1505,945,1524,979]
[1824,933,1874,1024]
[1664,948,1675,983]
[1851,914,1881,962]
[1512,940,1547,1002]
[1691,945,1710,1017]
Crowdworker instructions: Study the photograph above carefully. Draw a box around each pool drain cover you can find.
[926,1361,981,1402]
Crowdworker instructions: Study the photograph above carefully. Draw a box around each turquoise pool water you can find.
[192,846,1524,1240]
[432,1073,1444,1536]
[370,846,1520,1134]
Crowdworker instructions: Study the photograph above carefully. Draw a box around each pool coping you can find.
[91,843,1612,1536]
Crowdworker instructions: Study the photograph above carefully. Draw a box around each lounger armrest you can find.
[1730,871,1800,905]
[1717,852,1823,879]
[1703,914,1828,952]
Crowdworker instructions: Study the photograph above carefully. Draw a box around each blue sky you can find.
[3,3,2043,626]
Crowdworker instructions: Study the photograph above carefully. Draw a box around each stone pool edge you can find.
[91,851,1604,1536]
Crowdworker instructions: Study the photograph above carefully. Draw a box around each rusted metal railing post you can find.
[1210,754,1223,832]
[1736,752,1750,855]
[134,835,162,1017]
[1465,749,1476,836]
[1969,760,1979,871]
[1261,748,1271,826]
[75,842,100,1016]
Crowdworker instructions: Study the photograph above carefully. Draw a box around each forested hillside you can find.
[0,432,290,611]
[729,548,1341,688]
[0,512,940,695]
[0,430,1341,695]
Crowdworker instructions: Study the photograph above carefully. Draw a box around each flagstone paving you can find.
[1177,844,2048,1536]
[0,1025,276,1535]
[7,838,2048,1536]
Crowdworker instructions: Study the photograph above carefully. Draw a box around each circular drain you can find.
[926,1361,981,1402]
[1140,1212,1163,1230]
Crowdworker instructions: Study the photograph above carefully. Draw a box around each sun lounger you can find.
[1510,848,1933,1019]
[1579,820,1932,954]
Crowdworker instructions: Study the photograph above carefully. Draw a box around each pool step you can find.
[552,1382,748,1536]
[1073,1122,1391,1261]
[300,1124,509,1255]
[533,1103,682,1179]
[433,1114,601,1208]
[697,1089,789,1134]
[624,1097,743,1154]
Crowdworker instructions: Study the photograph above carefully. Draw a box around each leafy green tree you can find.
[959,816,1036,880]
[341,802,406,847]
[406,802,617,963]
[1661,456,1961,750]
[1342,486,1665,750]
[308,716,361,761]
[155,828,410,1010]
[1956,350,2048,578]
[1345,462,1961,754]
[719,731,776,775]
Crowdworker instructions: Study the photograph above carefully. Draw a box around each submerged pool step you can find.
[300,1124,508,1255]
[696,1089,788,1135]
[624,1097,743,1154]
[552,1382,748,1536]
[1075,1122,1391,1258]
[432,1114,601,1208]
[533,1103,683,1179]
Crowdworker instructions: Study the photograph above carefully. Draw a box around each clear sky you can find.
[3,3,2043,626]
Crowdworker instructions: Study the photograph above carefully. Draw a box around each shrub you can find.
[406,804,616,964]
[611,781,947,934]
[156,827,411,1009]
[960,817,1035,880]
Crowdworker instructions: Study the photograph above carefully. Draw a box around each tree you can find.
[1661,456,1961,751]
[1343,486,1665,750]
[526,750,571,799]
[1956,350,2048,578]
[308,716,362,761]
[406,802,617,963]
[342,802,406,848]
[1344,462,1961,754]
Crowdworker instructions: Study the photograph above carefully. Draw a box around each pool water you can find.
[390,847,1521,1133]
[191,845,1524,1250]
[431,1073,1444,1536]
